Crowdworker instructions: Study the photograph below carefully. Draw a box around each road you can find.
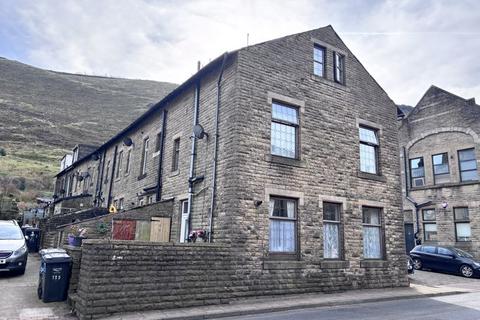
[0,253,74,320]
[221,292,480,320]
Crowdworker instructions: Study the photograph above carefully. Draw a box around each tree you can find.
[0,196,19,220]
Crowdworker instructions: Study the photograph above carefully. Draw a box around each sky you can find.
[0,0,479,106]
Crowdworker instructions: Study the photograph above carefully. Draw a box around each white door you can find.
[179,200,189,243]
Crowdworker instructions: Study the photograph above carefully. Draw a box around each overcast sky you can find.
[1,0,479,106]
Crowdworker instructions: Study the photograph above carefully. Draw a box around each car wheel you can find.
[412,258,422,270]
[460,264,474,278]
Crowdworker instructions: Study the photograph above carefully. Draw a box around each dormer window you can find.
[334,52,345,84]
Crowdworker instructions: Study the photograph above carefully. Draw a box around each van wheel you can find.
[412,258,422,270]
[460,265,473,278]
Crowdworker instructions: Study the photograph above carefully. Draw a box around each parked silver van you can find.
[0,220,28,275]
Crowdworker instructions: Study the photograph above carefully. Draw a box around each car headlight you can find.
[12,244,27,257]
[473,262,480,268]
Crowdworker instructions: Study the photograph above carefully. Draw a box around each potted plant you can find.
[67,225,88,247]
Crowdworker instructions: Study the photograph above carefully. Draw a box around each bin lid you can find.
[40,248,67,256]
[43,252,71,263]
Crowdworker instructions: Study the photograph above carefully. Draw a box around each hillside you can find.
[0,57,177,206]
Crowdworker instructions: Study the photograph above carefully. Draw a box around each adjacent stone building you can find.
[399,86,480,257]
[51,25,408,294]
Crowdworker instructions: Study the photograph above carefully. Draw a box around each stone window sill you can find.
[357,171,386,182]
[410,180,479,191]
[266,155,305,168]
[170,170,180,177]
[360,260,388,268]
[263,260,304,270]
[320,260,350,269]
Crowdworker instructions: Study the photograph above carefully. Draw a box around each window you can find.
[113,199,118,209]
[410,157,425,187]
[313,45,325,77]
[359,126,379,174]
[271,102,299,159]
[458,148,478,182]
[334,52,345,84]
[323,202,342,259]
[438,247,453,256]
[104,160,110,184]
[422,209,437,241]
[138,197,145,206]
[155,132,162,152]
[269,198,297,253]
[125,149,131,174]
[432,153,450,184]
[119,198,124,210]
[454,207,471,242]
[147,196,153,204]
[422,246,436,254]
[362,207,383,259]
[172,138,180,171]
[116,151,123,179]
[140,138,149,175]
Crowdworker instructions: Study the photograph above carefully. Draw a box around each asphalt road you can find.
[221,292,480,320]
[0,253,73,320]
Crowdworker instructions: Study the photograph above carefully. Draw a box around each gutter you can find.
[208,52,229,242]
[156,110,168,201]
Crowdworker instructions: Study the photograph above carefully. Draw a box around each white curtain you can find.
[269,220,295,252]
[363,226,381,259]
[323,223,339,258]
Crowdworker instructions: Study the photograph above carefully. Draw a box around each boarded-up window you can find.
[112,220,136,240]
[150,217,171,242]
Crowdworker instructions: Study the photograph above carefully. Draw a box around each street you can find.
[0,253,73,320]
[220,293,480,320]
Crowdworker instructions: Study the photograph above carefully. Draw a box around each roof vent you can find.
[466,98,476,106]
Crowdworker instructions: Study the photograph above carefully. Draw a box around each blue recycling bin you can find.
[38,249,71,302]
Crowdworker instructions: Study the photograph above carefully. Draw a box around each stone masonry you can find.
[399,86,480,257]
[50,25,409,319]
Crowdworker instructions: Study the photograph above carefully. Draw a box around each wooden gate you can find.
[150,217,170,242]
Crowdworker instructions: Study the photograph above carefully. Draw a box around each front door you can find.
[179,200,189,243]
[404,223,415,254]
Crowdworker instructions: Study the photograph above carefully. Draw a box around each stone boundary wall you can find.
[71,240,235,319]
[71,239,408,319]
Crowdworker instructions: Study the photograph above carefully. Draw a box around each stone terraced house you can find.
[50,25,408,294]
[399,86,480,257]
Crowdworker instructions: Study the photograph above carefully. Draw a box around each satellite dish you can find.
[193,124,207,139]
[123,137,133,146]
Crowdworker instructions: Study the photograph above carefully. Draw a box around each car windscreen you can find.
[0,225,23,240]
[452,248,473,258]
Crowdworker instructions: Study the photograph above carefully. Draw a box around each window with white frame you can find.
[323,202,342,259]
[172,138,180,171]
[313,45,325,77]
[359,126,379,174]
[269,197,297,253]
[125,149,131,174]
[410,157,425,187]
[271,102,299,159]
[432,153,450,184]
[454,207,471,242]
[458,148,478,182]
[422,209,437,241]
[362,207,383,259]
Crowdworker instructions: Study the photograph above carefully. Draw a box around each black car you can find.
[0,220,28,275]
[410,245,480,278]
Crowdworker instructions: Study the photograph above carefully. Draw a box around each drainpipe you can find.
[107,145,118,208]
[156,110,168,202]
[208,52,228,243]
[95,149,107,207]
[185,82,201,241]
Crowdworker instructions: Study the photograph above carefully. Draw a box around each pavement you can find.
[0,253,74,320]
[1,256,479,320]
